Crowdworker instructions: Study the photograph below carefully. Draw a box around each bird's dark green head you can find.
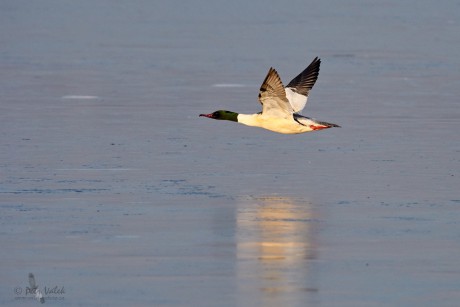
[199,110,238,122]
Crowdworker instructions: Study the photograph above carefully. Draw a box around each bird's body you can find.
[200,57,340,134]
[237,113,332,134]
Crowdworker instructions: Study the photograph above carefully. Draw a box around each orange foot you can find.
[309,125,329,131]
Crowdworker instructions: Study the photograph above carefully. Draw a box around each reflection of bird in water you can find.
[238,196,317,260]
[237,196,318,303]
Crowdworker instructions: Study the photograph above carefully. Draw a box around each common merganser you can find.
[200,57,340,134]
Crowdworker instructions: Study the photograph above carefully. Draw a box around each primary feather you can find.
[285,57,321,113]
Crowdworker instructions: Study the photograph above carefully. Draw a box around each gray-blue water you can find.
[1,1,459,306]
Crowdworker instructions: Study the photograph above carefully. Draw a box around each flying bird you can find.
[200,57,340,134]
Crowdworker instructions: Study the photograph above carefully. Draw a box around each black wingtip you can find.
[285,57,322,96]
[318,120,340,128]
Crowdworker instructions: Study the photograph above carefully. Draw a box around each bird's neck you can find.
[220,111,238,122]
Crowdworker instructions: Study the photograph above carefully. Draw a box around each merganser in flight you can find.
[200,57,340,134]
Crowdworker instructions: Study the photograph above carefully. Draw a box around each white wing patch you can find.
[285,87,308,113]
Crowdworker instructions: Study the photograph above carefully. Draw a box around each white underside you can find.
[238,113,318,134]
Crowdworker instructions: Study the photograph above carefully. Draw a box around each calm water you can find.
[1,1,459,306]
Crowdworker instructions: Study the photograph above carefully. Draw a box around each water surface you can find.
[1,0,459,306]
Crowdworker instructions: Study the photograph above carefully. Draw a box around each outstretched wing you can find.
[285,57,321,113]
[258,68,293,118]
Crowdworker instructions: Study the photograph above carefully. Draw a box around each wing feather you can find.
[285,57,321,113]
[286,57,321,96]
[258,68,293,118]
